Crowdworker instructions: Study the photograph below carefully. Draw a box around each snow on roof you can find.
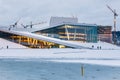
[0,26,41,33]
[0,28,89,49]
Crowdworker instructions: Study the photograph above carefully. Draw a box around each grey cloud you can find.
[0,0,120,30]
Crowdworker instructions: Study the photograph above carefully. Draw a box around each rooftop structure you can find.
[49,17,78,26]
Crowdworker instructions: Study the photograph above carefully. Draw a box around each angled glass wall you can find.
[35,24,98,43]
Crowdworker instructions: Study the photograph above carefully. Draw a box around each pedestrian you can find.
[92,45,94,49]
[7,45,9,49]
[97,46,99,49]
[100,46,101,50]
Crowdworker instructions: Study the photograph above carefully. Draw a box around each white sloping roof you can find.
[0,28,89,49]
[0,26,120,49]
[0,26,41,33]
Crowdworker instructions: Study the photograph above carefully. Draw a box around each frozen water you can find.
[0,59,120,80]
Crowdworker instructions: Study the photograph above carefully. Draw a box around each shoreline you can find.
[0,48,120,67]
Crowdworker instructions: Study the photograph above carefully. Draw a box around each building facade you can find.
[98,26,112,43]
[35,23,98,43]
[0,17,113,48]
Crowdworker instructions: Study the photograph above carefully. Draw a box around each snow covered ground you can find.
[0,38,27,49]
[0,33,120,80]
[0,48,120,67]
[0,29,120,67]
[72,41,120,50]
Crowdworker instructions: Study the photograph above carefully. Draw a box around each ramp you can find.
[0,28,89,49]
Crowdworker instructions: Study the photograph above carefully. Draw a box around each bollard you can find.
[81,65,84,77]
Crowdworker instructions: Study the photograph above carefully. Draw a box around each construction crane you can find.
[106,5,118,44]
[9,18,21,30]
[21,21,46,28]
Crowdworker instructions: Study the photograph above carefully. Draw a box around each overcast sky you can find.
[0,0,120,30]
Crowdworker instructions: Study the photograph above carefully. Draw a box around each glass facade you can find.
[35,24,98,43]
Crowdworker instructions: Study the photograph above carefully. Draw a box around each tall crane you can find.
[106,5,118,44]
[9,18,21,30]
[21,21,46,28]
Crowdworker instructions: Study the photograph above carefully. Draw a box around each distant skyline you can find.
[0,0,120,30]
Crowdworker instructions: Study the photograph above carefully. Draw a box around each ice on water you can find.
[0,59,120,80]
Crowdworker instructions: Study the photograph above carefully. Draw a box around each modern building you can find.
[97,25,112,43]
[35,23,98,43]
[0,17,113,48]
[34,17,98,43]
